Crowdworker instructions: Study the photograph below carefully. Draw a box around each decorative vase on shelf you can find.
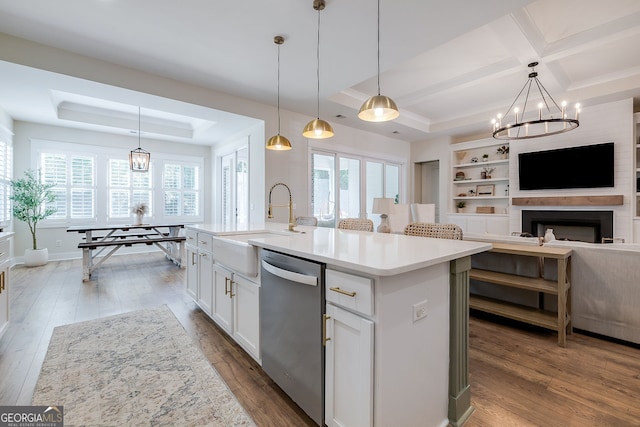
[544,228,556,243]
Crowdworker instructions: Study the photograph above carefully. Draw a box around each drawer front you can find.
[185,229,198,246]
[196,232,214,252]
[326,269,373,316]
[0,238,9,264]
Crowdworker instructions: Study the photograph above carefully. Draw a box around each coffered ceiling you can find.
[0,0,639,144]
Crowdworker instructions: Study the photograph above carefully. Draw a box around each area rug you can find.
[32,306,256,426]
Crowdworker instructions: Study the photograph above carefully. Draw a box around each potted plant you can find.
[10,169,58,267]
[456,201,466,213]
[497,145,509,159]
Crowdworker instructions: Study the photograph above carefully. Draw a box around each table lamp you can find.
[372,198,394,233]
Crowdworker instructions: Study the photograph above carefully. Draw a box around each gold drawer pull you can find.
[330,287,356,297]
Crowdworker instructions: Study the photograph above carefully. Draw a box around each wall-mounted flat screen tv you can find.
[518,142,614,190]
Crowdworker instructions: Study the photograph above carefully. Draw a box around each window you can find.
[163,163,199,218]
[311,150,402,228]
[108,159,152,219]
[41,151,96,221]
[220,146,249,228]
[33,140,203,225]
[0,140,12,227]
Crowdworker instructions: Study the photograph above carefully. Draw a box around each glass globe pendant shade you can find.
[358,94,400,122]
[302,118,334,139]
[266,134,292,150]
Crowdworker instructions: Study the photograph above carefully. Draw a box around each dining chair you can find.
[403,222,463,240]
[295,216,318,226]
[337,218,374,232]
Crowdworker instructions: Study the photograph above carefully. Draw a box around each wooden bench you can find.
[78,235,184,249]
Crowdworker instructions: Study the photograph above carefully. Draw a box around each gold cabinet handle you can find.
[224,277,230,295]
[323,314,331,346]
[191,252,197,265]
[329,287,356,297]
[229,279,235,299]
[0,271,4,293]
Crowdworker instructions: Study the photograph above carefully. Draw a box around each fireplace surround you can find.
[522,210,614,243]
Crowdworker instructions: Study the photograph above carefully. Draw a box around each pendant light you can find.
[266,36,292,150]
[302,0,334,139]
[491,62,580,140]
[129,107,150,172]
[358,0,399,122]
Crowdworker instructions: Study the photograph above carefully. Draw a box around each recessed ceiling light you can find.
[335,114,346,119]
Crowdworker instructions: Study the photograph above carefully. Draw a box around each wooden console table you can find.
[67,224,186,281]
[469,242,572,347]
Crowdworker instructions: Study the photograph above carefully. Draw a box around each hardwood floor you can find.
[1,253,639,426]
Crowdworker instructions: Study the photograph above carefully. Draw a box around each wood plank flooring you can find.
[1,254,639,426]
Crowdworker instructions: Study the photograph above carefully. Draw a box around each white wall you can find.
[508,98,634,242]
[410,135,451,221]
[410,98,636,242]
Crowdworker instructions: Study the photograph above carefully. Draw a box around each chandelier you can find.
[492,62,579,140]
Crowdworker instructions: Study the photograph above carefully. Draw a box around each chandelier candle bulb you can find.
[514,107,519,123]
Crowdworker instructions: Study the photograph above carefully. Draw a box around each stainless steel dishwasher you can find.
[260,249,325,426]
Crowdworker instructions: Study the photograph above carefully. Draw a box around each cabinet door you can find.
[211,263,233,332]
[0,265,8,339]
[325,303,374,427]
[231,274,260,360]
[197,251,214,316]
[185,246,198,300]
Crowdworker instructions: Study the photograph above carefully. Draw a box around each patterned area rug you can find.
[32,306,256,426]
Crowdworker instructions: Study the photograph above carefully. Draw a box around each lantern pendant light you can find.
[129,107,150,172]
[302,0,334,139]
[358,0,399,122]
[266,36,292,150]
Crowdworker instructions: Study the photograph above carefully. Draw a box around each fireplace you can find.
[522,210,614,243]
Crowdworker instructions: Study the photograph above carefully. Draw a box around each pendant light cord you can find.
[138,106,142,149]
[316,9,321,119]
[277,42,282,134]
[376,0,381,96]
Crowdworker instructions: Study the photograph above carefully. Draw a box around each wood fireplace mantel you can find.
[511,195,624,206]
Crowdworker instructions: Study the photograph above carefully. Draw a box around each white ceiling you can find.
[1,0,640,144]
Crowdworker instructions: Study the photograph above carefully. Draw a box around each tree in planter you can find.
[10,169,58,251]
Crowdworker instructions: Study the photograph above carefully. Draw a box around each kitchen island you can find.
[186,223,491,427]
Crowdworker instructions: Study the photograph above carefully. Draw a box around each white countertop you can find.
[187,223,491,276]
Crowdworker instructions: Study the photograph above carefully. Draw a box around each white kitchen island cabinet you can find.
[211,263,233,332]
[247,225,490,427]
[185,223,490,426]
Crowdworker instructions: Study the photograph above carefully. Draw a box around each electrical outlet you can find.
[55,240,62,247]
[412,299,428,322]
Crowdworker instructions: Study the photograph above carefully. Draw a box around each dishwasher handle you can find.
[262,259,318,287]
